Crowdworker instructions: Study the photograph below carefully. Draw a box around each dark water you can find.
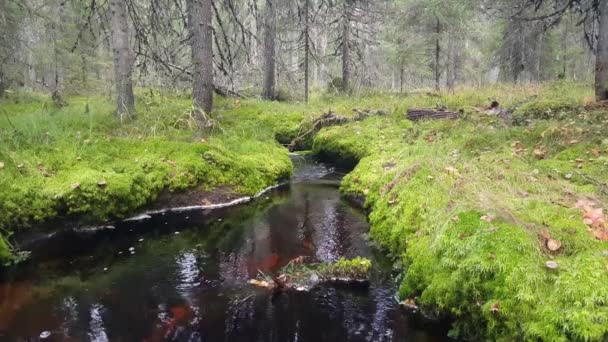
[0,156,448,342]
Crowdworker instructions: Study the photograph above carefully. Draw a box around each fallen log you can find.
[352,108,388,120]
[288,109,387,151]
[288,111,349,151]
[214,85,244,98]
[407,108,460,121]
[249,257,372,292]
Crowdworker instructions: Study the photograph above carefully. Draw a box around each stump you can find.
[407,108,460,121]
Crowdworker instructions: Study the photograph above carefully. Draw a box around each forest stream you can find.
[0,156,449,342]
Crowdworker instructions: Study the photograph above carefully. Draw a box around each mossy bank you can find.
[0,93,300,264]
[312,83,608,340]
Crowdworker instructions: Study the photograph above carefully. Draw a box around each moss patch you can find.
[0,95,297,263]
[310,85,608,340]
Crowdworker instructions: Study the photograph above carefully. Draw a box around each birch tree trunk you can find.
[110,0,135,118]
[187,0,214,121]
[596,0,608,101]
[262,0,276,100]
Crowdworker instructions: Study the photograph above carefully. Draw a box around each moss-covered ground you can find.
[2,82,608,340]
[0,92,303,263]
[312,82,608,340]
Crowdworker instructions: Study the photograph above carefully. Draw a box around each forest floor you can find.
[1,82,608,340]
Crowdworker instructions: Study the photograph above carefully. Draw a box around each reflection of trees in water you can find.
[315,194,349,262]
[215,285,403,342]
[87,303,109,342]
[0,178,411,342]
[299,189,316,255]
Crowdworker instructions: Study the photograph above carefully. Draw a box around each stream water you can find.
[0,156,448,341]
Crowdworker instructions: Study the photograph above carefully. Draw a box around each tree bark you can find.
[400,64,404,93]
[341,1,352,93]
[262,0,276,100]
[0,69,5,98]
[187,0,214,120]
[446,30,455,91]
[434,17,441,92]
[303,0,310,103]
[596,0,608,101]
[110,0,135,118]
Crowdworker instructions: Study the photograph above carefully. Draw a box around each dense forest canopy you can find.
[0,0,606,120]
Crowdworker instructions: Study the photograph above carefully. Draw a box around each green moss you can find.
[309,86,608,340]
[0,95,296,264]
[319,257,372,279]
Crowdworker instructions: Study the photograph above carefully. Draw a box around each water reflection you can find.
[0,158,449,341]
[88,303,109,342]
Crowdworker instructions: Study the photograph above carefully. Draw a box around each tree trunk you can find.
[434,17,441,92]
[341,1,352,93]
[110,0,135,118]
[400,64,404,93]
[535,30,543,82]
[0,69,5,98]
[262,0,276,100]
[446,30,455,91]
[187,0,214,120]
[303,0,310,103]
[596,0,608,101]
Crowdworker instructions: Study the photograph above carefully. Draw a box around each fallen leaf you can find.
[533,147,548,159]
[546,261,559,269]
[201,198,212,206]
[593,230,608,241]
[249,279,274,289]
[569,139,580,145]
[70,182,81,190]
[400,298,418,310]
[547,239,562,251]
[444,166,460,176]
[490,302,500,314]
[590,149,601,157]
[451,216,460,222]
[480,215,493,223]
[575,199,595,209]
[511,141,524,149]
[540,228,551,241]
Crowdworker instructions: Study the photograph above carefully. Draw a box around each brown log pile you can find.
[407,108,460,121]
